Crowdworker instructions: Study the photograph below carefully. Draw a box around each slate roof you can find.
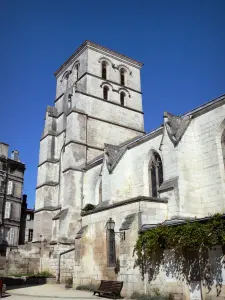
[140,214,225,232]
[119,213,136,231]
[75,225,88,239]
[96,200,110,209]
[158,176,178,192]
[52,208,68,220]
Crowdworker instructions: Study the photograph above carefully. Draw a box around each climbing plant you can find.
[82,203,96,212]
[133,214,225,292]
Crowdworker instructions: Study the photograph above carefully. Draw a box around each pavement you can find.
[4,284,110,300]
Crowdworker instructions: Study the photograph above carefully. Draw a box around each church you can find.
[33,40,225,299]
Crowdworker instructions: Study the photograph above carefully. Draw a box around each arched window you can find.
[99,180,102,203]
[120,68,125,86]
[148,152,163,197]
[120,92,125,106]
[75,64,79,81]
[102,62,107,79]
[103,86,109,100]
[222,129,225,167]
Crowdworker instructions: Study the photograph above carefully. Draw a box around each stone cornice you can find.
[83,157,103,171]
[66,107,87,118]
[62,167,85,173]
[126,127,163,150]
[34,205,61,213]
[76,72,142,95]
[54,40,143,77]
[36,182,59,190]
[65,140,103,151]
[54,93,64,102]
[87,113,145,134]
[7,174,24,183]
[3,195,23,203]
[38,159,59,168]
[7,158,26,170]
[76,90,144,115]
[183,94,225,119]
[40,130,65,142]
[81,196,168,216]
[54,89,144,115]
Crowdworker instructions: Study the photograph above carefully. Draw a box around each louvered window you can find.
[7,180,13,195]
[8,227,15,245]
[4,202,11,219]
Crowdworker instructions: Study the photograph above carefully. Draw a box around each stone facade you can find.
[32,41,225,299]
[19,195,34,244]
[0,143,26,255]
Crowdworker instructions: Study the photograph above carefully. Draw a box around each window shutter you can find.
[9,228,15,245]
[7,180,14,195]
[4,202,11,219]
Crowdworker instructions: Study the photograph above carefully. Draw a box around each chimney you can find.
[22,194,27,209]
[0,142,9,158]
[11,150,20,161]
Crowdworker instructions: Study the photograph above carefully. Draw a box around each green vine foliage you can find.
[134,214,225,294]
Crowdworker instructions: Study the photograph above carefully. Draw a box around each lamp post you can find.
[106,218,125,241]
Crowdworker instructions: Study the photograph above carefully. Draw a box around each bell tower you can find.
[33,41,144,243]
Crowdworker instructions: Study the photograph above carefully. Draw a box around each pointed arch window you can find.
[103,86,109,100]
[120,68,125,86]
[148,152,163,197]
[222,129,225,167]
[102,62,107,79]
[75,64,79,81]
[120,92,125,106]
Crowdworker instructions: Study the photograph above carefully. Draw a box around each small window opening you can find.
[120,92,125,106]
[102,62,107,79]
[103,86,109,100]
[75,64,79,81]
[120,69,125,86]
[28,229,33,242]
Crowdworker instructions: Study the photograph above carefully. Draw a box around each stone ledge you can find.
[81,196,168,216]
[38,159,59,168]
[34,205,61,213]
[36,182,59,190]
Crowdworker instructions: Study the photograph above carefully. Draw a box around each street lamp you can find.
[106,218,125,240]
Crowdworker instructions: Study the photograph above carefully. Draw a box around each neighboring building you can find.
[19,194,34,244]
[32,41,225,299]
[0,143,25,255]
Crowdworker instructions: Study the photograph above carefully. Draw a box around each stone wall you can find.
[74,199,167,295]
[6,244,40,275]
[47,243,75,283]
[75,204,225,299]
[5,242,75,283]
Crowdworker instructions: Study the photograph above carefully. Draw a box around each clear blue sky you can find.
[1,0,225,208]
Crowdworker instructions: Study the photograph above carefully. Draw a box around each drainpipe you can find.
[57,247,75,284]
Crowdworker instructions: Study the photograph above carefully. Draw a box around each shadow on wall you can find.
[134,247,224,296]
[0,276,54,291]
